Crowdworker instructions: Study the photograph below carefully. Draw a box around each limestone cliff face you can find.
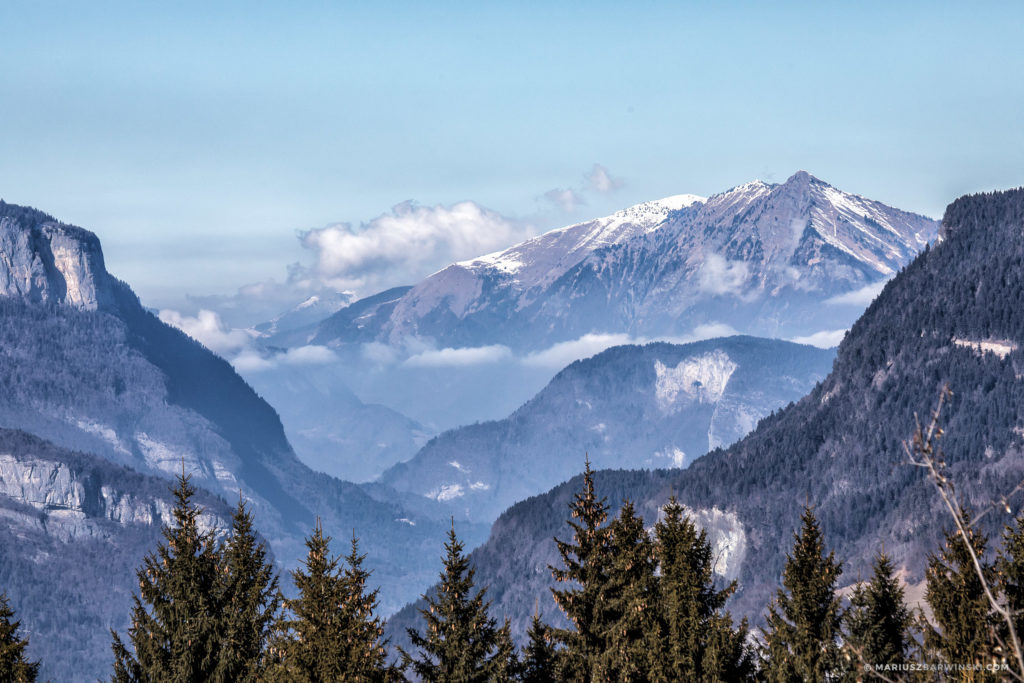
[0,203,115,311]
[0,450,223,542]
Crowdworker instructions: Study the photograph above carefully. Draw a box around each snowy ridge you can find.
[461,194,705,287]
[317,171,938,350]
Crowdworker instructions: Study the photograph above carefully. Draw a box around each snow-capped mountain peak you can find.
[460,192,705,284]
[314,172,939,350]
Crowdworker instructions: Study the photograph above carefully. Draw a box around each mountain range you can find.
[0,201,488,679]
[385,186,1024,646]
[300,171,937,354]
[379,336,836,522]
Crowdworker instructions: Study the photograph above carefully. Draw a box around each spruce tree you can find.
[273,520,347,681]
[598,500,662,682]
[520,611,558,683]
[0,592,39,683]
[549,458,613,682]
[762,506,843,682]
[213,498,281,683]
[924,510,1000,676]
[111,470,223,682]
[402,524,513,682]
[655,497,755,681]
[998,514,1024,654]
[843,551,912,674]
[337,532,392,680]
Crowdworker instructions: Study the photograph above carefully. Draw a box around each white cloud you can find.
[825,280,889,306]
[361,342,401,366]
[543,188,585,212]
[790,329,847,348]
[585,164,625,194]
[403,345,514,368]
[521,333,636,369]
[231,350,275,372]
[281,345,337,365]
[699,254,750,296]
[300,200,534,295]
[158,309,252,355]
[681,322,740,342]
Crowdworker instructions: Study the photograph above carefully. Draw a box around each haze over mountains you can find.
[0,173,944,679]
[242,172,938,477]
[384,186,1024,646]
[0,201,489,678]
[380,336,835,523]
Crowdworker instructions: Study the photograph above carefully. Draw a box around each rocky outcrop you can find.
[0,450,222,542]
[0,203,115,310]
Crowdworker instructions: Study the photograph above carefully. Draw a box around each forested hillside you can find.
[387,187,1024,643]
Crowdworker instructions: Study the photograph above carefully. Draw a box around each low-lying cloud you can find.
[158,309,252,355]
[403,345,514,368]
[699,254,750,296]
[825,280,889,306]
[521,333,637,369]
[159,307,338,372]
[790,329,847,348]
[301,200,534,294]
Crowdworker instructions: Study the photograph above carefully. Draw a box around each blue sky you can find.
[1,1,1022,314]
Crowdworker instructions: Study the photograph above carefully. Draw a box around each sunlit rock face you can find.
[0,205,116,311]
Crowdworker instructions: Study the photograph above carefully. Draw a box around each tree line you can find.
[2,461,1024,681]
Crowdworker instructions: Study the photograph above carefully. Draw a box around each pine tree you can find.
[213,498,281,683]
[655,497,754,682]
[273,520,346,681]
[598,500,662,682]
[843,551,912,675]
[762,506,843,682]
[549,458,613,682]
[924,510,1000,677]
[111,470,223,682]
[520,611,558,683]
[401,523,514,682]
[0,592,39,683]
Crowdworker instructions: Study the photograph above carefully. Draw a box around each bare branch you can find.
[903,385,1024,680]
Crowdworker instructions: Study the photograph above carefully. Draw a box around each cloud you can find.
[790,329,847,348]
[281,345,337,365]
[825,280,889,306]
[680,322,740,342]
[231,349,275,372]
[542,164,625,212]
[585,164,625,194]
[300,200,534,295]
[543,188,585,212]
[403,345,514,368]
[699,254,750,296]
[522,333,636,368]
[158,309,252,355]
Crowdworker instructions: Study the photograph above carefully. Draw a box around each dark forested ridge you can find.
[380,336,835,523]
[0,203,490,679]
[387,186,1024,644]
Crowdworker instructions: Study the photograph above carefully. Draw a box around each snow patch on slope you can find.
[654,351,737,412]
[953,338,1017,359]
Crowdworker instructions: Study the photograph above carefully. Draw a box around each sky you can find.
[1,1,1023,317]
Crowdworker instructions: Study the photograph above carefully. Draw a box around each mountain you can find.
[0,428,233,681]
[311,172,937,352]
[385,186,1024,645]
[379,336,836,522]
[253,290,353,339]
[0,201,490,676]
[239,361,432,482]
